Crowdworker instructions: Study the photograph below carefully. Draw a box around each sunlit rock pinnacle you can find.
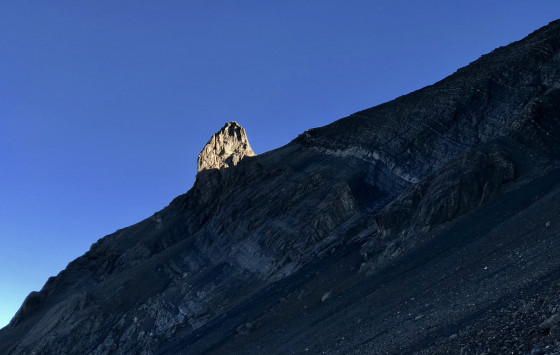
[197,121,255,173]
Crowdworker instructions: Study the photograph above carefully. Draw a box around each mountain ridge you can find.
[2,19,560,354]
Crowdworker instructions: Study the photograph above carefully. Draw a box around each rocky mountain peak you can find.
[4,20,560,355]
[197,121,255,173]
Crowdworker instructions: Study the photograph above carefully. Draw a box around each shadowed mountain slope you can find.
[2,19,560,354]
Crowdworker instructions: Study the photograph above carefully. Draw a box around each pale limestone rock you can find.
[197,121,255,173]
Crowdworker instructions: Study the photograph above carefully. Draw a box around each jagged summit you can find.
[197,121,255,173]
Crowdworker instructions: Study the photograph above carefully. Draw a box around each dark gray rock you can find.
[2,19,560,355]
[375,147,515,239]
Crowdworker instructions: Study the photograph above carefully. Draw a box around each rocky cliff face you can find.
[2,20,560,355]
[197,121,255,173]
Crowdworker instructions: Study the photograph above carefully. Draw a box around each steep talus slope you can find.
[234,163,560,354]
[1,20,560,354]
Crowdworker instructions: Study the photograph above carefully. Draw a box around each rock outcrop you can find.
[374,146,516,240]
[2,19,560,355]
[197,121,255,173]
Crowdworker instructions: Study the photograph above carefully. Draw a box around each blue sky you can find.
[1,1,559,328]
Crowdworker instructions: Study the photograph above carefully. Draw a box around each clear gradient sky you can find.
[1,1,559,328]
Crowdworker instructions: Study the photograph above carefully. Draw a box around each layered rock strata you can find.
[2,19,560,355]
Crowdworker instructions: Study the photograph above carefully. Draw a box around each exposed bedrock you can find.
[3,19,560,355]
[375,147,515,240]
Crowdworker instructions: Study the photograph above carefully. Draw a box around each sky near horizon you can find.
[1,1,559,328]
